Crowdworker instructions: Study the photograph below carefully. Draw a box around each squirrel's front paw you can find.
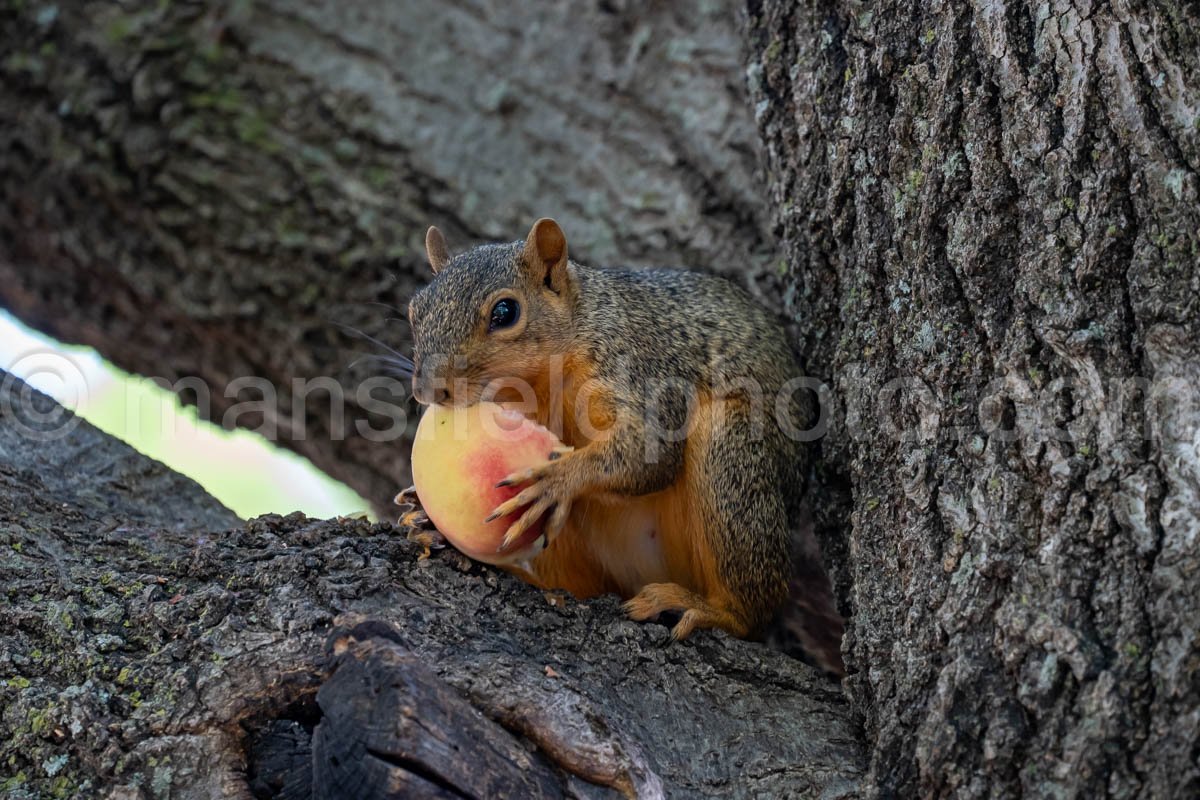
[485,448,577,549]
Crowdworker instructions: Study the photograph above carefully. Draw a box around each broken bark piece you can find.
[313,629,597,799]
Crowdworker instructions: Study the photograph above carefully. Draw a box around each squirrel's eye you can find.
[488,298,520,331]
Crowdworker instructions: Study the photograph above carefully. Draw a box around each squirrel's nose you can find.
[412,377,450,406]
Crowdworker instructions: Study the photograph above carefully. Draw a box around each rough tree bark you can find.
[0,373,864,798]
[745,1,1199,797]
[0,0,771,517]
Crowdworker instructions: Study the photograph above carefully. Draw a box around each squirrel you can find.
[407,218,844,673]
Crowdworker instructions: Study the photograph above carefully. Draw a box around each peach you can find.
[410,402,562,565]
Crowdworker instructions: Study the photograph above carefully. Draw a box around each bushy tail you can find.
[766,501,846,677]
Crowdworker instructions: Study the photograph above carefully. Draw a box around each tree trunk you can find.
[0,372,864,799]
[744,1,1199,797]
[0,0,770,517]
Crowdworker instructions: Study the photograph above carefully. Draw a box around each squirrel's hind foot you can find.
[623,582,751,640]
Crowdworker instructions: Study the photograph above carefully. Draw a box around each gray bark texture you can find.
[744,1,1200,798]
[0,372,864,799]
[0,0,770,517]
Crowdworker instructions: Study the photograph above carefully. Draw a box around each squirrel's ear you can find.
[425,226,451,274]
[522,218,570,293]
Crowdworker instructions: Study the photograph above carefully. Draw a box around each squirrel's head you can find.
[408,218,579,406]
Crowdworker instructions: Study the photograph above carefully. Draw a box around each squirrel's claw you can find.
[398,508,430,529]
[545,500,572,543]
[547,444,574,461]
[499,497,553,550]
[496,466,537,489]
[487,485,540,521]
[496,448,572,488]
[405,528,446,560]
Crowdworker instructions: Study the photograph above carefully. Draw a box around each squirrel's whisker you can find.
[332,321,415,368]
[345,353,415,379]
[362,300,410,316]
